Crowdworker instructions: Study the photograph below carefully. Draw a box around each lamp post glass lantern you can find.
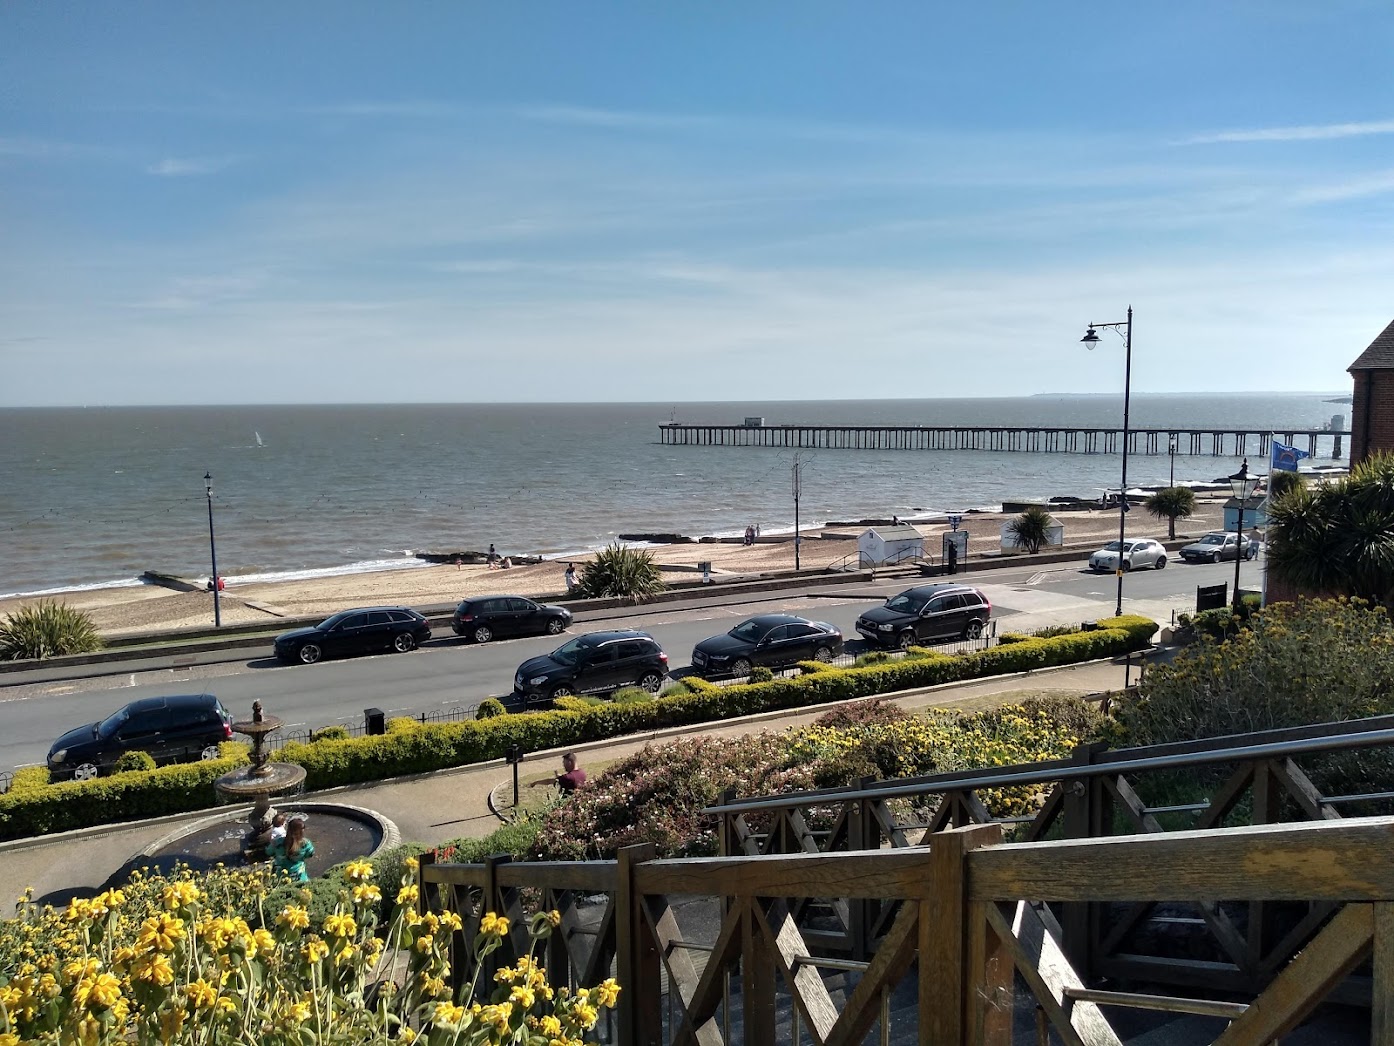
[205,472,221,628]
[1228,460,1259,611]
[1080,307,1134,617]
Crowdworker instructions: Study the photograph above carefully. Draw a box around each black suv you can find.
[855,584,992,649]
[274,606,433,664]
[514,630,668,701]
[48,694,234,781]
[692,614,843,679]
[452,595,572,644]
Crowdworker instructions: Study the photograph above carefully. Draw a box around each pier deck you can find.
[658,423,1347,458]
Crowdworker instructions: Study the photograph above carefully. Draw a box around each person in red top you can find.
[532,752,586,795]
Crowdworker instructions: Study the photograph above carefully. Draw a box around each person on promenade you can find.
[564,563,578,593]
[530,752,586,795]
[743,525,754,546]
[268,816,314,882]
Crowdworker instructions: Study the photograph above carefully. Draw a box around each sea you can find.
[0,394,1349,599]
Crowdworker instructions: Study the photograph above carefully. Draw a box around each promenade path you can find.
[0,657,1133,910]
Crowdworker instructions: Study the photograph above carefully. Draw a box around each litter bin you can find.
[698,560,712,584]
[364,707,386,736]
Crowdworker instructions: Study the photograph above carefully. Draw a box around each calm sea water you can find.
[0,395,1348,597]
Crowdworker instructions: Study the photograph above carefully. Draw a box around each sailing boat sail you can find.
[254,431,264,448]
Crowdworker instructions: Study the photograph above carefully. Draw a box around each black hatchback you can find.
[855,584,992,649]
[274,606,434,665]
[452,595,571,644]
[48,693,234,781]
[691,614,843,679]
[514,630,668,701]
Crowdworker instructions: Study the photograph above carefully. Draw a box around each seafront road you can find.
[0,557,1261,775]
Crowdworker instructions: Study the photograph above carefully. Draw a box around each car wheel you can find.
[897,631,916,651]
[730,658,752,678]
[200,745,222,761]
[546,618,566,635]
[298,643,322,665]
[963,620,983,640]
[393,633,416,653]
[1121,560,1131,572]
[1155,555,1167,570]
[813,645,834,662]
[551,684,574,700]
[472,625,493,644]
[73,762,100,782]
[637,671,664,693]
[1212,551,1222,564]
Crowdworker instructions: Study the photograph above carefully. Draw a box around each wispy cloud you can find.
[1182,118,1394,144]
[1292,169,1394,204]
[512,103,718,131]
[146,156,232,177]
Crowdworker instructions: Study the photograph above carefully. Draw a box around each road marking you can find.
[1026,572,1049,585]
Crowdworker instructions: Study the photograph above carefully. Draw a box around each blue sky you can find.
[2,2,1392,405]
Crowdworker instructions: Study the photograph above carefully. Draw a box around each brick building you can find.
[1348,317,1394,464]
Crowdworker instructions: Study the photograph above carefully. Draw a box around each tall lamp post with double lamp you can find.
[204,472,221,628]
[1228,460,1258,612]
[1080,307,1134,617]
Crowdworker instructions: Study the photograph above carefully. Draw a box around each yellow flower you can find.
[335,943,356,966]
[352,884,382,906]
[398,1027,417,1044]
[596,978,621,1007]
[137,913,186,953]
[133,952,174,987]
[252,928,276,955]
[404,856,419,871]
[509,984,535,1009]
[480,1002,513,1031]
[545,909,562,928]
[322,912,357,939]
[479,912,509,937]
[162,881,201,910]
[277,905,310,930]
[159,1006,186,1042]
[414,933,434,954]
[433,1001,467,1026]
[396,884,419,906]
[301,937,330,964]
[186,978,218,1009]
[343,860,374,882]
[437,909,462,932]
[539,1015,562,1037]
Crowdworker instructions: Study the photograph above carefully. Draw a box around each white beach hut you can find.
[858,524,925,567]
[999,512,1064,552]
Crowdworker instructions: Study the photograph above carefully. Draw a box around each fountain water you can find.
[214,700,307,860]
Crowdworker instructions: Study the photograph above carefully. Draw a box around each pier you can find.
[658,423,1348,458]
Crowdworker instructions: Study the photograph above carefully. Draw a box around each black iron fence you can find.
[275,703,483,746]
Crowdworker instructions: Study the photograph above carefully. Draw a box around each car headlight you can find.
[879,623,894,631]
[528,675,550,686]
[50,749,67,763]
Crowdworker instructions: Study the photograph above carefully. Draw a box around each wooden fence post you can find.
[616,843,659,1046]
[1061,742,1105,974]
[921,823,1002,1046]
[481,854,511,989]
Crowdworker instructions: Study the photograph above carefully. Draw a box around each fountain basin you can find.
[215,762,307,799]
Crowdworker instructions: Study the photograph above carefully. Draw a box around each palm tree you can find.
[1005,505,1054,554]
[1145,486,1197,540]
[1267,451,1394,607]
[574,543,667,601]
[0,600,103,660]
[1266,469,1304,503]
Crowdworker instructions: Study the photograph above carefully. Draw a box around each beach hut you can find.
[858,524,925,567]
[1223,495,1268,532]
[999,512,1064,552]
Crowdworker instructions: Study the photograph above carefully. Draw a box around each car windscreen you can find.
[885,593,930,614]
[1200,535,1226,545]
[317,612,350,630]
[97,708,129,739]
[1102,541,1123,551]
[550,638,590,666]
[728,620,770,642]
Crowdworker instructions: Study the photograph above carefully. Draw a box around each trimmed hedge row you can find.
[0,615,1154,841]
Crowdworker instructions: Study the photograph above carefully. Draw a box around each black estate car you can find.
[855,584,992,649]
[452,595,571,643]
[691,614,843,679]
[48,694,234,781]
[514,630,668,701]
[274,606,433,664]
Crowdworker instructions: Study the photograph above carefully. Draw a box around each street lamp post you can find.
[1228,460,1258,612]
[204,472,221,628]
[1080,307,1134,617]
[1169,436,1177,489]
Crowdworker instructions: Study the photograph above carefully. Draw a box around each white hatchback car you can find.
[1088,538,1167,572]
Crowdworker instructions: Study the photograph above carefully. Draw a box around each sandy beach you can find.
[0,499,1230,637]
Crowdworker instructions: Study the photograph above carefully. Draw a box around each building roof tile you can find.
[1348,318,1394,371]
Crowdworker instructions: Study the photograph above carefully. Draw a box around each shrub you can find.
[312,725,350,741]
[475,698,506,719]
[813,698,910,730]
[798,660,832,674]
[7,767,51,794]
[612,687,656,705]
[1005,505,1055,553]
[575,542,666,600]
[855,651,892,667]
[0,600,103,660]
[112,750,157,773]
[552,695,601,712]
[748,666,775,683]
[386,716,418,732]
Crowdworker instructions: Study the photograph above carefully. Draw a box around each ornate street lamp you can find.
[1080,307,1134,617]
[205,472,221,627]
[1228,460,1259,611]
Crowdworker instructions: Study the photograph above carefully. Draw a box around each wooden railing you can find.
[707,713,1394,996]
[421,816,1394,1045]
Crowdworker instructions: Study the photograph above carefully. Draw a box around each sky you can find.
[2,2,1393,406]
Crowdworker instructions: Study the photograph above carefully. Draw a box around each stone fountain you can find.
[214,700,307,860]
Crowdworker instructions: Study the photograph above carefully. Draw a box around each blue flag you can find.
[1271,441,1309,472]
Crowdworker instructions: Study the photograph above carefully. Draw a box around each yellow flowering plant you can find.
[0,857,619,1045]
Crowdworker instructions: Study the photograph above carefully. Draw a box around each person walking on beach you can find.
[744,525,755,546]
[529,752,586,795]
[487,543,498,566]
[564,563,578,593]
[268,816,314,882]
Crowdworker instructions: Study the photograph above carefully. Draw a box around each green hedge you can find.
[0,616,1154,841]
